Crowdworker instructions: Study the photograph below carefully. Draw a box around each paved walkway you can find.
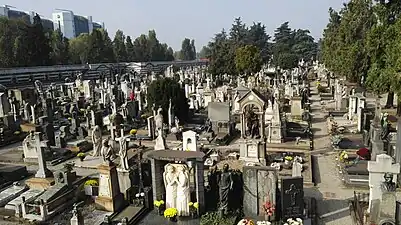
[308,82,364,225]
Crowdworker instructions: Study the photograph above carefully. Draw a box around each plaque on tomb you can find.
[281,177,304,220]
[380,192,396,222]
[99,174,111,197]
[247,144,258,158]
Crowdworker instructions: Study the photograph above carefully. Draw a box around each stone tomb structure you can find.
[367,154,400,224]
[238,89,267,165]
[281,177,304,221]
[145,150,205,214]
[243,166,278,220]
[95,163,125,212]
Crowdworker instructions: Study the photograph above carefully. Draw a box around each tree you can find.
[272,22,297,69]
[113,30,127,62]
[28,14,51,66]
[126,35,134,62]
[87,29,105,63]
[100,29,115,63]
[246,22,271,62]
[179,38,196,60]
[198,46,211,59]
[50,29,69,64]
[69,33,90,64]
[235,45,263,75]
[0,17,16,67]
[147,78,189,122]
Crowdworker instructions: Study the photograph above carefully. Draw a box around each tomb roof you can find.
[145,150,205,162]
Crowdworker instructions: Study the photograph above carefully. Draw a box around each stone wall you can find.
[151,159,164,202]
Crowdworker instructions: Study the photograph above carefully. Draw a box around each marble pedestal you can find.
[25,177,54,191]
[239,139,266,165]
[95,163,125,212]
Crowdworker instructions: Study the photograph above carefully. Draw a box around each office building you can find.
[0,5,54,31]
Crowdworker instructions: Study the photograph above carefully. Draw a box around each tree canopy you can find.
[0,16,177,67]
[146,78,189,122]
[178,38,196,60]
[235,45,263,75]
[202,17,318,77]
[321,0,401,113]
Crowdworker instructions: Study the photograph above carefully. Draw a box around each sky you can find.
[1,0,347,51]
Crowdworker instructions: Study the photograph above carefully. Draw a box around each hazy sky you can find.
[2,0,346,51]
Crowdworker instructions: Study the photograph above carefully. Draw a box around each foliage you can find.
[154,200,165,207]
[84,179,99,186]
[0,16,176,68]
[163,208,178,218]
[77,152,86,157]
[147,78,189,122]
[235,45,263,75]
[200,212,237,225]
[321,0,401,113]
[203,18,317,77]
[284,156,293,161]
[178,38,196,60]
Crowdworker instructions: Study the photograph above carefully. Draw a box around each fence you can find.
[350,191,369,225]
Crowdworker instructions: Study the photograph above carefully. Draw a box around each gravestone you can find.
[95,163,125,212]
[368,154,400,223]
[243,166,278,220]
[182,130,197,151]
[281,177,304,221]
[292,161,302,177]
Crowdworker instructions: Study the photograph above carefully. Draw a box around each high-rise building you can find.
[52,10,76,39]
[52,9,104,38]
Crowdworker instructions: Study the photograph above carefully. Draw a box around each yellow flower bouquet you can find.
[188,202,199,218]
[154,200,165,208]
[130,129,137,135]
[164,208,178,220]
[84,179,98,186]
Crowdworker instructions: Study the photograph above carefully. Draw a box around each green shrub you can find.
[200,212,237,225]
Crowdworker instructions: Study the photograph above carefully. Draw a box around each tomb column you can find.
[150,159,163,203]
[195,161,205,214]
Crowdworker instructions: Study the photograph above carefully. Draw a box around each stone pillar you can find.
[151,159,164,203]
[195,161,205,214]
[348,97,355,120]
[370,123,385,161]
[95,164,125,212]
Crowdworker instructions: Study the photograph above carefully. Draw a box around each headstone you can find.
[243,166,278,220]
[367,154,400,222]
[95,164,125,212]
[34,133,52,178]
[291,97,302,117]
[182,130,197,151]
[292,160,302,177]
[281,177,304,221]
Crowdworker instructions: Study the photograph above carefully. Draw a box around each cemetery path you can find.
[308,82,361,225]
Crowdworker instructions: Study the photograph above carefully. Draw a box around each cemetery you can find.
[0,56,398,225]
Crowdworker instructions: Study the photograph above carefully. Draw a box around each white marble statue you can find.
[119,136,129,170]
[233,91,240,111]
[163,164,177,209]
[91,125,102,157]
[176,165,191,216]
[155,108,164,133]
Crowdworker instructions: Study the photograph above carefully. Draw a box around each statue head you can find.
[223,163,229,172]
[103,139,109,147]
[384,173,393,183]
[165,164,175,173]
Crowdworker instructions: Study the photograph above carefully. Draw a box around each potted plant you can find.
[154,200,165,215]
[130,129,137,136]
[262,201,275,221]
[164,208,178,222]
[189,202,199,218]
[284,156,293,167]
[77,153,86,161]
[84,179,99,196]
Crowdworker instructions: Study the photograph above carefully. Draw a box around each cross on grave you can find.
[367,154,400,214]
[108,123,117,141]
[285,184,301,206]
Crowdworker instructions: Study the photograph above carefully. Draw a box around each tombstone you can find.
[34,133,52,179]
[367,154,400,223]
[395,119,401,185]
[95,163,125,212]
[243,166,278,220]
[182,130,197,151]
[0,92,11,117]
[281,177,304,221]
[147,116,155,139]
[42,123,55,146]
[291,97,302,117]
[292,160,302,177]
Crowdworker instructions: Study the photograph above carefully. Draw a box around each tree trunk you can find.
[385,91,394,108]
[397,98,401,116]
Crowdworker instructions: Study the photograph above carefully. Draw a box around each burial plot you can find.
[281,177,304,221]
[243,166,278,220]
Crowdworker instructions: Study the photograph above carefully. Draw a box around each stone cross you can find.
[367,154,400,215]
[108,123,117,141]
[34,132,52,178]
